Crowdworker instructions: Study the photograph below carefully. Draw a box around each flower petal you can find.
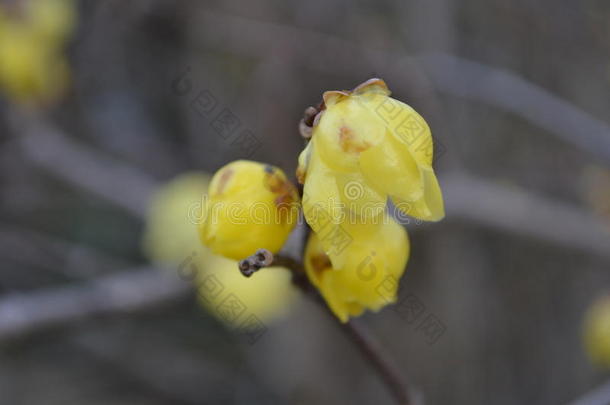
[376,97,434,168]
[334,171,386,220]
[393,167,445,222]
[359,131,424,202]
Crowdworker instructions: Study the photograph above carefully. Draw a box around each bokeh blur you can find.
[1,1,610,404]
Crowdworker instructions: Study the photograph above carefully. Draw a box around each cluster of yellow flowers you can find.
[0,0,75,105]
[297,79,444,321]
[143,78,444,325]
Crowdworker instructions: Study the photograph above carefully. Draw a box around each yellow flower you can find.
[24,0,76,45]
[304,216,409,322]
[142,171,298,325]
[142,172,211,264]
[0,0,75,104]
[199,160,300,261]
[298,78,444,241]
[583,295,610,367]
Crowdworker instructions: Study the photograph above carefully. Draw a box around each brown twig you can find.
[238,249,413,405]
[339,320,411,405]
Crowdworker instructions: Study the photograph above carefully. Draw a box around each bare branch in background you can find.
[567,379,610,405]
[0,225,130,280]
[0,267,188,341]
[442,173,610,261]
[11,111,158,219]
[193,10,610,165]
[69,326,245,405]
[418,53,610,165]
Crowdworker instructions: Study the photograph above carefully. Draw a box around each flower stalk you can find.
[238,248,413,405]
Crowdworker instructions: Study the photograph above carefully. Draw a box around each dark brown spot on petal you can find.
[310,253,332,278]
[263,170,299,223]
[338,126,371,153]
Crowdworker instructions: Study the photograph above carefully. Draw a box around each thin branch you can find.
[0,225,130,279]
[566,379,610,405]
[10,109,158,219]
[239,249,414,405]
[69,326,245,405]
[441,173,610,261]
[339,320,412,405]
[417,53,610,164]
[0,267,188,341]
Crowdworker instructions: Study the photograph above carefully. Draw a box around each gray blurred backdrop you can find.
[1,1,610,404]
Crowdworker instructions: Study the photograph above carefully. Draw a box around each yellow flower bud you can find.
[583,295,610,367]
[199,160,299,260]
[304,216,409,322]
[298,78,445,227]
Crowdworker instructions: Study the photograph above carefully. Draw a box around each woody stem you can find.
[238,249,413,405]
[338,320,412,405]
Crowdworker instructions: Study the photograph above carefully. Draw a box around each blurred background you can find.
[1,0,610,404]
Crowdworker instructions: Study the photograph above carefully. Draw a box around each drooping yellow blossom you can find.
[304,216,409,322]
[297,79,444,261]
[199,160,300,261]
[0,0,75,105]
[583,295,610,367]
[142,171,298,325]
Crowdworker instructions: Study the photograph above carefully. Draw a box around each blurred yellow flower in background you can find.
[142,172,211,264]
[304,216,409,322]
[0,0,75,105]
[196,253,297,325]
[199,160,300,261]
[142,171,297,326]
[583,295,610,367]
